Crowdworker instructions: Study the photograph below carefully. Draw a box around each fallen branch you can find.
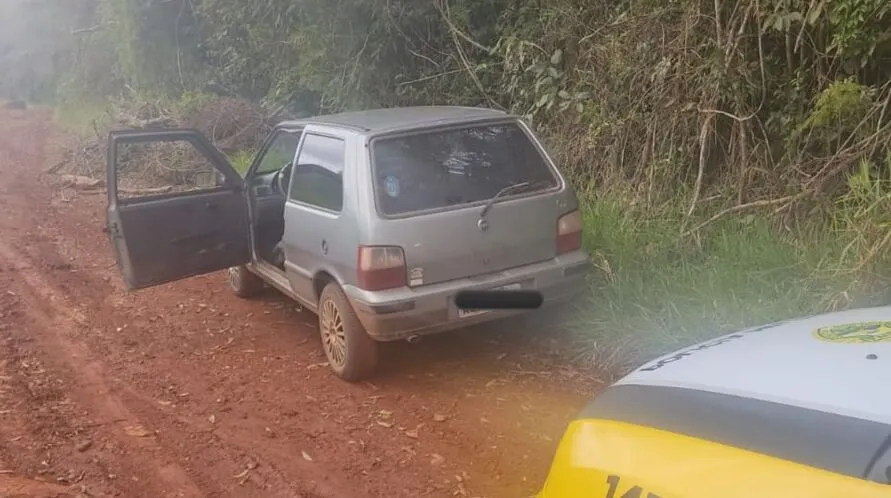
[45,160,67,174]
[680,113,714,233]
[60,174,105,190]
[698,107,757,122]
[397,68,467,87]
[79,186,174,196]
[680,193,808,238]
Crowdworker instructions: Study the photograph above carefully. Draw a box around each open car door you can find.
[106,129,251,290]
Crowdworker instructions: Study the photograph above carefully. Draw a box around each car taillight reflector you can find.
[557,210,583,255]
[357,246,407,290]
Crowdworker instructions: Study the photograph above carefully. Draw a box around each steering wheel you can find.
[274,163,293,196]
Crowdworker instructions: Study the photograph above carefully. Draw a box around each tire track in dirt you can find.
[0,108,211,497]
[0,237,206,498]
[0,295,84,498]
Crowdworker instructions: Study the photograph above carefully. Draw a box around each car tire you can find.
[318,282,379,382]
[227,265,264,298]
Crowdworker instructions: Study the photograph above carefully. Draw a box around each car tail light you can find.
[357,246,407,290]
[557,210,583,255]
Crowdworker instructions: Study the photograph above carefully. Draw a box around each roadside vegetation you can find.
[3,0,891,374]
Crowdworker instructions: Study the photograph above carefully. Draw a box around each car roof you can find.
[279,106,513,135]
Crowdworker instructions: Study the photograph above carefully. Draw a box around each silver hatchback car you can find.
[105,106,590,381]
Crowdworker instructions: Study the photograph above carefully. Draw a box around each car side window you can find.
[288,134,345,212]
[255,130,301,174]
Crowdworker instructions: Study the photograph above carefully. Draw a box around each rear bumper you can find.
[343,250,590,341]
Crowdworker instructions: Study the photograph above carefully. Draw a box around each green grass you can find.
[569,190,891,376]
[229,149,255,176]
[53,100,112,134]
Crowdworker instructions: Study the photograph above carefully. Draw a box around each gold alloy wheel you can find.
[227,267,240,289]
[320,298,346,368]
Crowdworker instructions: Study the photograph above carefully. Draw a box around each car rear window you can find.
[371,122,559,216]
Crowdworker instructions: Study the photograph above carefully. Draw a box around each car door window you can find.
[289,134,345,212]
[114,138,230,200]
[255,130,301,174]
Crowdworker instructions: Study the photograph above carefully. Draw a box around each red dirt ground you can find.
[0,108,602,498]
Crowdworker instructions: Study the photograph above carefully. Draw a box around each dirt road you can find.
[0,108,599,498]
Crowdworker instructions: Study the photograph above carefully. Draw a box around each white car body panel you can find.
[617,305,891,425]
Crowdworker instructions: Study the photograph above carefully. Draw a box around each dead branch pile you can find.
[50,97,272,190]
[181,97,268,153]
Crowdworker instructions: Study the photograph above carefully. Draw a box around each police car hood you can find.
[616,306,891,425]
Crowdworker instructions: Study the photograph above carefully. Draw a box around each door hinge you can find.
[107,222,120,237]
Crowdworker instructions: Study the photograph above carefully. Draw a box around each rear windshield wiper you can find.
[479,182,531,219]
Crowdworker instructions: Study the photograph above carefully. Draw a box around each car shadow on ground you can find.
[252,286,578,383]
